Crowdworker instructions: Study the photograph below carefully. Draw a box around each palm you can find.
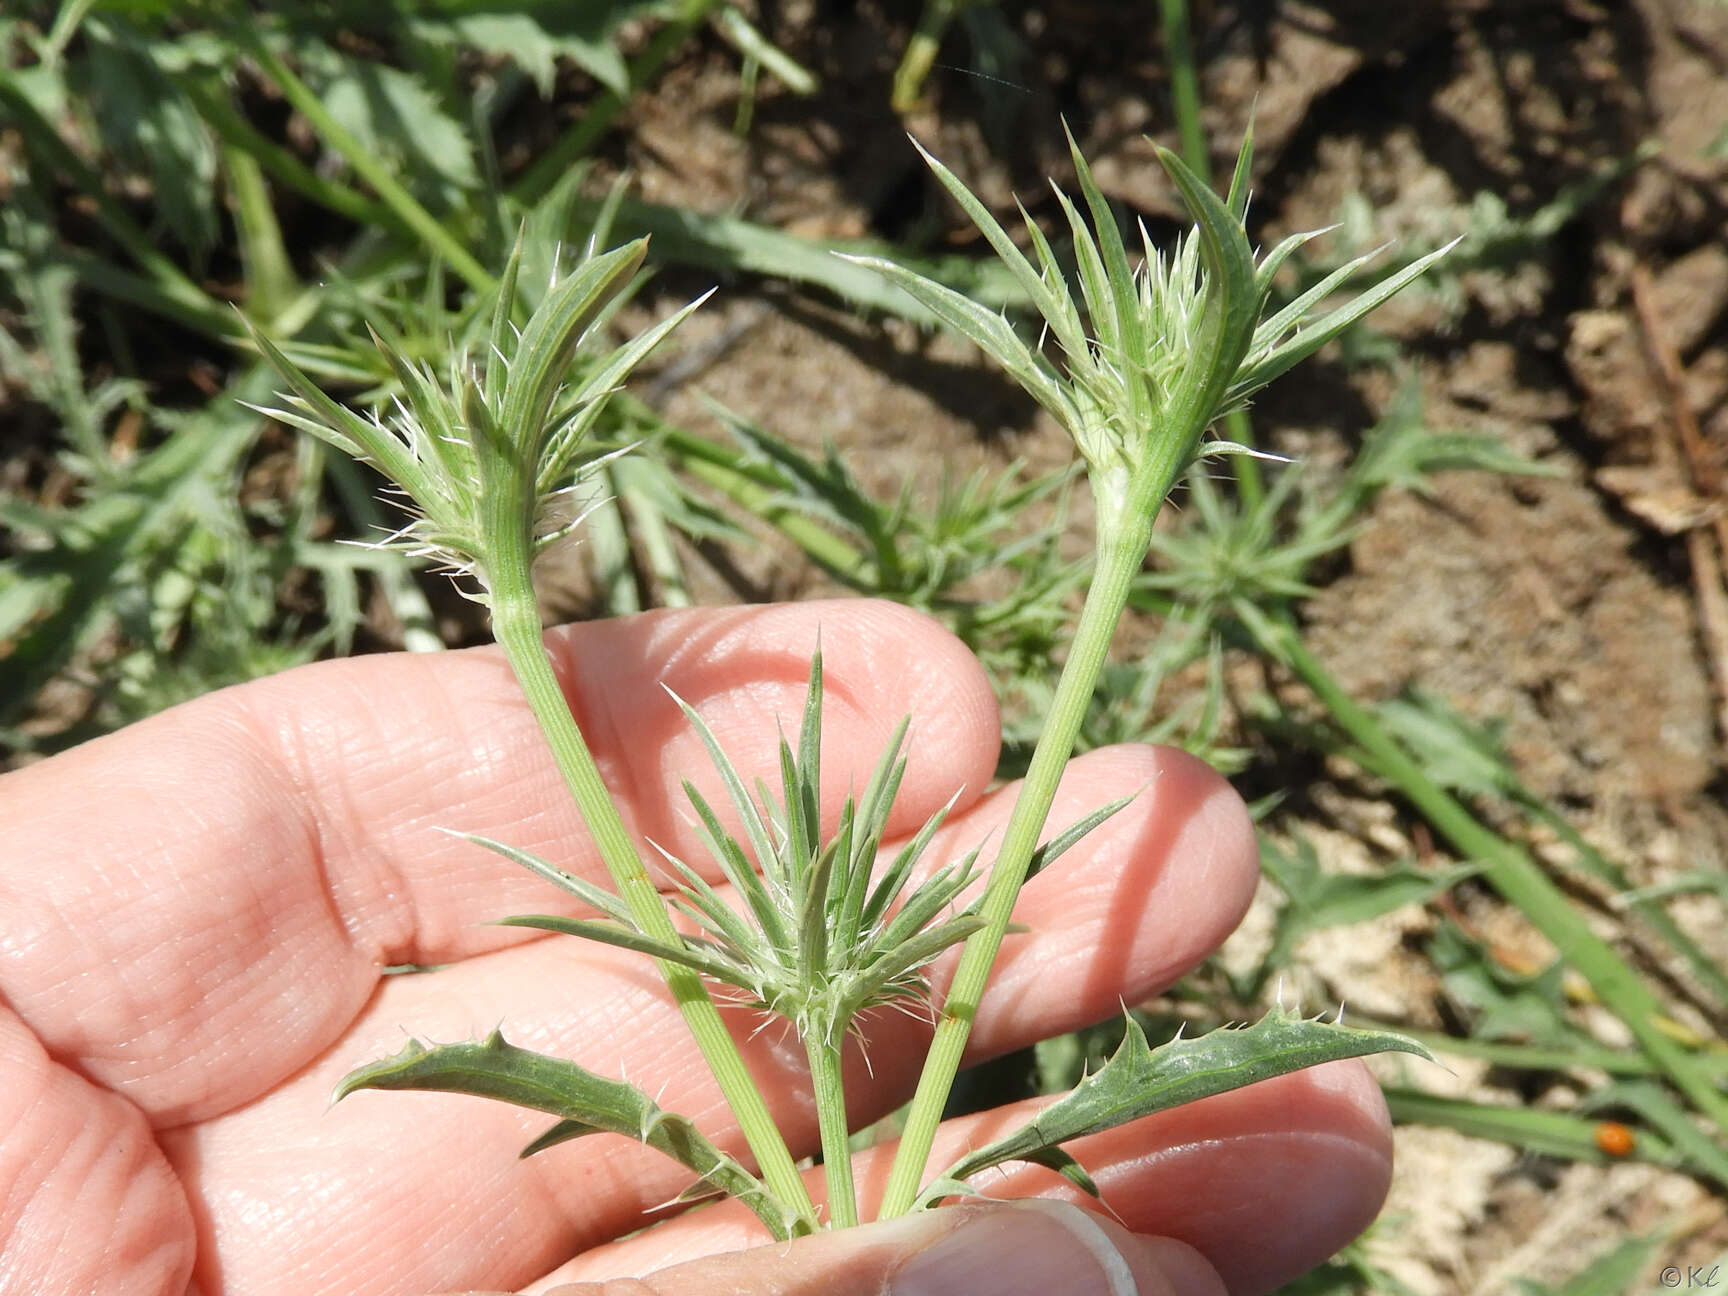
[2,603,1389,1296]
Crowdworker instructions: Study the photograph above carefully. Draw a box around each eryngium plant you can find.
[850,127,1452,1216]
[471,652,995,1229]
[251,131,1438,1245]
[250,236,823,1230]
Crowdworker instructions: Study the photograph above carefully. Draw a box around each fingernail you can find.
[888,1200,1202,1296]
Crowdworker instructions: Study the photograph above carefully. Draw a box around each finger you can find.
[0,600,997,1126]
[162,744,1256,1296]
[519,1199,1224,1296]
[919,743,1259,1036]
[547,1062,1389,1296]
[437,1201,1219,1296]
[0,1005,194,1295]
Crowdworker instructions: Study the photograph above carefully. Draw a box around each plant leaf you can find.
[916,1009,1431,1206]
[1019,1145,1100,1197]
[1023,793,1134,881]
[1150,145,1258,444]
[301,41,479,201]
[82,18,219,259]
[494,913,739,983]
[335,1031,805,1239]
[1228,239,1461,400]
[501,238,646,454]
[454,832,634,923]
[836,255,1077,428]
[411,13,629,99]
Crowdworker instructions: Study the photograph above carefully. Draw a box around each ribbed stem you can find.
[487,538,818,1229]
[879,506,1154,1217]
[806,1033,858,1228]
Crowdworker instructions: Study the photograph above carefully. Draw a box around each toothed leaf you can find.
[915,1009,1431,1207]
[335,1032,803,1239]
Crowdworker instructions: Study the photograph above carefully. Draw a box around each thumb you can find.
[540,1199,1225,1296]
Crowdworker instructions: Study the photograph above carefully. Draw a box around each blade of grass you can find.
[585,484,643,616]
[713,6,818,96]
[587,196,1027,322]
[1353,1019,1728,1080]
[655,424,876,584]
[1383,1089,1691,1176]
[1517,794,1728,1015]
[222,142,298,319]
[1369,690,1728,1017]
[181,71,399,232]
[613,457,694,607]
[892,0,971,113]
[51,251,241,340]
[1236,599,1728,1138]
[0,71,229,327]
[237,32,495,294]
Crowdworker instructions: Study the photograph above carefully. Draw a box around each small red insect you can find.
[1593,1121,1636,1156]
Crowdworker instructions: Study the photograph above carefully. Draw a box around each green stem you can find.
[240,35,496,294]
[487,554,817,1230]
[891,0,960,114]
[183,72,398,232]
[1237,601,1728,1135]
[879,508,1154,1217]
[1157,0,1207,178]
[806,1035,858,1227]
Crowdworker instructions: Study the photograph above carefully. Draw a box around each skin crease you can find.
[0,599,1393,1296]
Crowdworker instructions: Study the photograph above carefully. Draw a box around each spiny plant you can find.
[845,125,1454,1213]
[250,127,1442,1239]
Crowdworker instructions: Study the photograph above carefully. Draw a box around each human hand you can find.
[2,600,1392,1295]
